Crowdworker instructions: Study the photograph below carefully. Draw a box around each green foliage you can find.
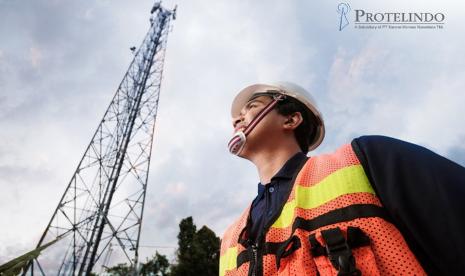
[140,252,170,276]
[105,263,131,275]
[170,217,220,276]
[104,216,220,276]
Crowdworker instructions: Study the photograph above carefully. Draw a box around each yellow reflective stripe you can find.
[275,199,298,228]
[272,165,375,228]
[219,246,237,276]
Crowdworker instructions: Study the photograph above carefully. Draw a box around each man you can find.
[220,82,465,276]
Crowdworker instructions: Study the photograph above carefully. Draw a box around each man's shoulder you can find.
[309,135,406,160]
[352,135,413,148]
[350,134,446,164]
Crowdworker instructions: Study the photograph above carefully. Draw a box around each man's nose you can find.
[232,115,243,128]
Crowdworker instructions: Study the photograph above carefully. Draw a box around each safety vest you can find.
[220,143,426,276]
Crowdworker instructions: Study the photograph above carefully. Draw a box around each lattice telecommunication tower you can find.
[24,2,176,275]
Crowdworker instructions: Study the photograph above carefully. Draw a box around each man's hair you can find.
[274,96,317,152]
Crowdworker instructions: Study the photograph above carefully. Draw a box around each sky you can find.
[1,0,465,267]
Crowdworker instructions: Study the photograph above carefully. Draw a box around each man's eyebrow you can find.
[245,98,265,107]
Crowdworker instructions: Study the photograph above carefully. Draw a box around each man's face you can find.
[231,95,286,157]
[232,95,272,132]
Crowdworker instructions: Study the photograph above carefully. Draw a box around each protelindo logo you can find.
[337,4,446,31]
[355,10,445,24]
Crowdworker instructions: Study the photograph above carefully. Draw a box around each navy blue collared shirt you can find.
[248,152,308,243]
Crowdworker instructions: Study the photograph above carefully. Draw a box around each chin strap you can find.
[228,94,285,155]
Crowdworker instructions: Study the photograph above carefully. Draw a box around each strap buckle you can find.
[321,228,361,276]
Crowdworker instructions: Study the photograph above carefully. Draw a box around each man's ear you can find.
[283,112,303,130]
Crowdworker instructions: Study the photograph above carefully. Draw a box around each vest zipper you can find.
[251,244,258,276]
[251,235,267,276]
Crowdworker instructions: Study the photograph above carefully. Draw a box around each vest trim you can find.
[235,204,390,269]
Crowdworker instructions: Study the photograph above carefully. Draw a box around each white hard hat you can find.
[231,81,325,151]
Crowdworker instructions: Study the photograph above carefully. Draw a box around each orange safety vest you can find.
[220,143,426,276]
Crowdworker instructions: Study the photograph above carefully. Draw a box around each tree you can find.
[105,263,131,275]
[104,252,169,276]
[103,216,219,276]
[140,252,170,276]
[170,217,220,276]
[191,226,220,276]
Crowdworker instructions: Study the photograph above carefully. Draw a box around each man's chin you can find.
[235,147,254,161]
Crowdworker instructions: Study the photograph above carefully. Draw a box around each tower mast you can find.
[24,2,176,275]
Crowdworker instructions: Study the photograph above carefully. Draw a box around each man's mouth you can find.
[234,125,246,133]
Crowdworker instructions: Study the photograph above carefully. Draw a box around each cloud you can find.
[320,26,465,154]
[29,46,42,68]
[1,0,464,270]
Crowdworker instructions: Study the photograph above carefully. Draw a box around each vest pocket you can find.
[309,226,382,276]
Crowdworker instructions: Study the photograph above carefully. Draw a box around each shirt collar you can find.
[272,152,308,180]
[257,183,266,199]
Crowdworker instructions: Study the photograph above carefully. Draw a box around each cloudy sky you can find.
[1,0,464,266]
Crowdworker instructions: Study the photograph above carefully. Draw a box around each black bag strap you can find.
[273,235,301,269]
[238,226,371,272]
[309,227,371,255]
[320,227,362,276]
[346,226,370,248]
[309,233,326,257]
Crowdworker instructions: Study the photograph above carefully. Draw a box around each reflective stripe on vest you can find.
[272,164,375,229]
[220,143,426,276]
[220,246,237,276]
